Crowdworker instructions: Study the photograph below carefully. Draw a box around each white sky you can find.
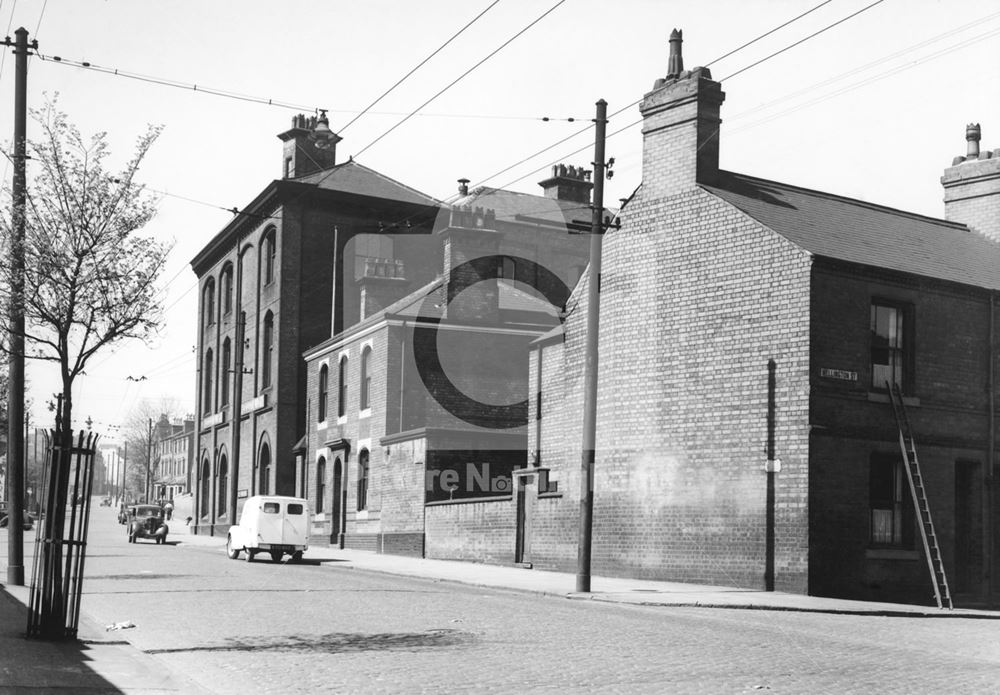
[1,0,997,441]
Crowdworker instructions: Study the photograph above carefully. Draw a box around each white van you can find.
[226,495,310,563]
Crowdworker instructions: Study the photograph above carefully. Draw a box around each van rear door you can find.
[281,501,308,546]
[258,500,285,545]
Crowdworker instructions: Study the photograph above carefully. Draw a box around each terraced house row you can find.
[190,32,1000,606]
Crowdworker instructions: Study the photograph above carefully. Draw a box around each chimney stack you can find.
[537,164,593,204]
[277,113,340,179]
[942,123,1000,242]
[458,178,470,196]
[639,30,725,199]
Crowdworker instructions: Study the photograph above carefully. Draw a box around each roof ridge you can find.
[713,169,971,232]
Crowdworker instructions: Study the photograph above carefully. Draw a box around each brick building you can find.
[428,32,1000,606]
[190,114,440,534]
[300,181,592,554]
[153,417,194,502]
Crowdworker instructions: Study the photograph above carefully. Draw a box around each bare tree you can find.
[0,99,170,436]
[122,397,181,503]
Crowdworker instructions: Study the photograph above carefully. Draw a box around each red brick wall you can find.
[808,264,997,603]
[425,498,515,563]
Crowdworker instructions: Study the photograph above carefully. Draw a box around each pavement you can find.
[3,529,999,694]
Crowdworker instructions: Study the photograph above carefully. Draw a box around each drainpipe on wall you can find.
[989,292,996,607]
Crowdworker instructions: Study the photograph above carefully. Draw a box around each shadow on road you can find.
[145,628,474,655]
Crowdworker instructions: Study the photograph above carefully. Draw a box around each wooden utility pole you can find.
[576,99,608,593]
[145,418,152,502]
[5,27,36,587]
[121,441,127,503]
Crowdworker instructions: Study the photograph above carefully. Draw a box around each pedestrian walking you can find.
[163,500,174,520]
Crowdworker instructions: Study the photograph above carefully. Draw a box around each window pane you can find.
[287,504,304,515]
[263,502,279,514]
[870,303,905,390]
[871,509,894,544]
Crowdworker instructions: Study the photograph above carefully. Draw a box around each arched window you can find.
[221,263,234,316]
[217,454,228,517]
[203,349,214,412]
[318,364,329,422]
[338,356,348,418]
[316,457,326,514]
[221,338,231,407]
[263,228,277,285]
[203,279,215,327]
[360,346,372,410]
[259,440,271,495]
[199,457,210,518]
[262,311,274,388]
[357,448,369,511]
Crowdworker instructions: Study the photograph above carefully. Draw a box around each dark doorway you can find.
[954,460,983,595]
[259,442,271,495]
[331,458,343,545]
[514,471,535,566]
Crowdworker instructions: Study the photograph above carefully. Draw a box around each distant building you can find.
[153,417,194,502]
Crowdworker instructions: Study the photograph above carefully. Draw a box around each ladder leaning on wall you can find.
[886,382,953,610]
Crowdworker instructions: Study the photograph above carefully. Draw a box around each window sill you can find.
[865,548,920,561]
[867,392,920,407]
[359,408,372,420]
[317,420,328,430]
[337,415,347,425]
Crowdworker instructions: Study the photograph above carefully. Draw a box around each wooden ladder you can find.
[887,383,953,609]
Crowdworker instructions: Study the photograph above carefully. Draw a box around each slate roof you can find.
[703,171,1000,291]
[295,160,443,208]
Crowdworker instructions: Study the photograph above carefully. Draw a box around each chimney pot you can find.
[966,123,981,159]
[667,28,684,79]
[458,177,470,196]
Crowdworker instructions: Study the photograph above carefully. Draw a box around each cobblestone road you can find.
[77,509,1000,694]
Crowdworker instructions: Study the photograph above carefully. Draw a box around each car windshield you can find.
[136,507,161,517]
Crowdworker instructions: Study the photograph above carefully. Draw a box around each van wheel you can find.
[270,550,283,563]
[226,537,240,560]
[291,551,303,563]
[245,550,255,563]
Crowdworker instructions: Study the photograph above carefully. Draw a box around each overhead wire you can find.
[462,0,851,193]
[34,2,980,399]
[350,0,568,159]
[719,0,888,82]
[338,0,500,133]
[32,0,45,37]
[704,0,835,67]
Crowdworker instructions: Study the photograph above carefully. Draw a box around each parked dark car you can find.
[0,503,34,530]
[127,504,169,544]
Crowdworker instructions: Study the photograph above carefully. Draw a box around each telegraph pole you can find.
[145,418,152,502]
[576,99,608,593]
[5,27,36,587]
[121,441,128,503]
